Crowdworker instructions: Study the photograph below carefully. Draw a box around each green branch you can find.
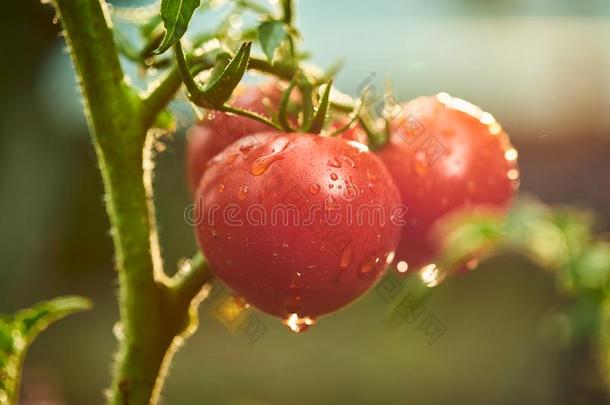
[50,0,212,404]
[170,252,214,309]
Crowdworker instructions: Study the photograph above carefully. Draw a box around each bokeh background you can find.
[2,0,610,403]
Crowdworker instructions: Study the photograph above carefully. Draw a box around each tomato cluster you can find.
[187,83,518,329]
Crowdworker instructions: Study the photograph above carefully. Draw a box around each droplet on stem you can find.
[237,185,249,200]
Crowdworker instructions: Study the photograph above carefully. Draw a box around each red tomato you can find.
[377,93,519,274]
[193,133,400,328]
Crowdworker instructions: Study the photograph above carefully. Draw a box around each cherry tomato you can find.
[193,133,400,327]
[377,93,519,273]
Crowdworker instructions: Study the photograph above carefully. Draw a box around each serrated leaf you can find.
[257,21,287,61]
[307,80,332,134]
[0,296,91,405]
[155,0,201,54]
[200,42,252,107]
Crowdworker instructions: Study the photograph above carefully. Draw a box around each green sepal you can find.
[306,79,332,134]
[278,74,299,131]
[198,42,252,108]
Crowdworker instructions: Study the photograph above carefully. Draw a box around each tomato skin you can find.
[194,133,400,319]
[186,81,283,192]
[377,93,519,272]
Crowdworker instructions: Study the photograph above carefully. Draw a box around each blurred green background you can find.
[2,0,610,403]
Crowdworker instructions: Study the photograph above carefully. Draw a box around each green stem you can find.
[221,106,283,130]
[599,293,610,392]
[50,1,210,404]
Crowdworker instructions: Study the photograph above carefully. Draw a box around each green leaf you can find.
[0,296,91,404]
[155,0,201,55]
[257,21,287,61]
[307,80,333,134]
[200,42,252,108]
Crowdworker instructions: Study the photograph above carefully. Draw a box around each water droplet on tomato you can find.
[330,172,339,181]
[489,123,502,135]
[237,185,249,200]
[341,155,356,168]
[504,148,518,161]
[396,261,409,273]
[226,153,239,165]
[283,313,316,333]
[507,168,520,181]
[250,151,285,176]
[232,295,250,309]
[340,245,353,267]
[258,188,270,202]
[413,153,428,175]
[327,158,342,168]
[239,143,255,153]
[360,257,380,275]
[385,251,396,264]
[309,183,321,194]
[218,183,225,192]
[419,263,446,287]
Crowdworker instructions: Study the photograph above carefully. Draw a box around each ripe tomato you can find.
[377,93,519,274]
[193,133,400,328]
[186,81,367,192]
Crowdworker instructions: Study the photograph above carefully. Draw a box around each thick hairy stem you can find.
[599,293,610,394]
[51,0,210,404]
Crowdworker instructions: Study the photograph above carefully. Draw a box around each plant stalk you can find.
[51,0,210,403]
